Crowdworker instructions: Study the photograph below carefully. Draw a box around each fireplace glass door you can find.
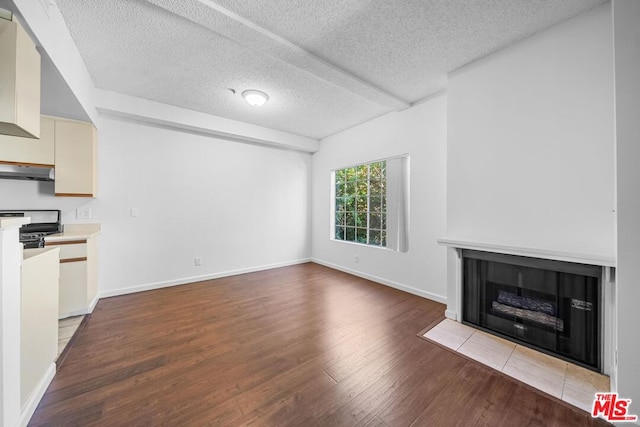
[462,250,601,371]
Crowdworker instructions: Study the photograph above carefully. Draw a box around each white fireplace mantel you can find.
[438,237,616,267]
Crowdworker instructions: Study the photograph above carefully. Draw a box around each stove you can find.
[20,232,54,248]
[0,210,63,248]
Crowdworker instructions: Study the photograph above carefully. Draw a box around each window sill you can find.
[330,238,392,251]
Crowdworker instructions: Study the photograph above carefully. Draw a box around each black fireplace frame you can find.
[462,249,602,372]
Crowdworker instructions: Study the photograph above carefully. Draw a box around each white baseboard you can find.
[19,363,55,427]
[88,294,100,313]
[445,309,458,320]
[100,258,312,299]
[58,294,104,319]
[311,258,447,304]
[59,307,90,319]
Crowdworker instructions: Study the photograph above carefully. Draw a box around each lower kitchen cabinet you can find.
[45,232,98,319]
[21,247,59,409]
[59,259,88,318]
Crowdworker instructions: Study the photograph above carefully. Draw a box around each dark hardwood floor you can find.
[30,263,609,426]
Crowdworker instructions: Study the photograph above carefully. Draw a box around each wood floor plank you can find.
[235,369,337,426]
[29,263,611,426]
[410,361,609,427]
[364,416,389,427]
[375,344,468,426]
[318,339,462,426]
[263,335,424,426]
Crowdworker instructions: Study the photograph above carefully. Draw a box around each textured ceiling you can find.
[54,0,606,139]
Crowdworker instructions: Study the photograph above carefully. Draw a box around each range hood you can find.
[0,164,54,181]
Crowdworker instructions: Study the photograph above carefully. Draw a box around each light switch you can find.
[131,208,139,217]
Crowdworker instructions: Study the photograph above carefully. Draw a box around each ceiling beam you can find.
[142,0,410,110]
[95,90,320,153]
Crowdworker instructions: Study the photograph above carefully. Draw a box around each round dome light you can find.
[242,90,269,107]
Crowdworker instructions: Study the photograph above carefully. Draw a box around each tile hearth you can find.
[423,318,610,413]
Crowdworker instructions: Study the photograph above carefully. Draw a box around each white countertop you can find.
[0,217,30,229]
[45,223,101,242]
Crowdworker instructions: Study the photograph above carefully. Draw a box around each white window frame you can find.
[331,160,387,247]
[331,155,410,252]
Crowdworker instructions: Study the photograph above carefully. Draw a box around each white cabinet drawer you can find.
[45,241,87,260]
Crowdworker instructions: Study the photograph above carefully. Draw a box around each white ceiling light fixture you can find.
[242,89,269,107]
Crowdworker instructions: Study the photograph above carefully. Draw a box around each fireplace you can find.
[462,250,601,371]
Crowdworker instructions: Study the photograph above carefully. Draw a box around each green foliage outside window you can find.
[334,161,386,246]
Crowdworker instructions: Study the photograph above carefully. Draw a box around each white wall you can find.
[94,116,312,295]
[613,0,640,417]
[0,116,312,296]
[311,93,448,303]
[0,180,91,224]
[447,3,615,258]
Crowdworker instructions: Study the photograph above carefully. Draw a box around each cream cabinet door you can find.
[21,249,59,407]
[0,116,54,165]
[54,119,97,197]
[59,260,88,318]
[0,17,40,138]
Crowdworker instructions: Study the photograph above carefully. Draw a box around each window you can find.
[334,161,387,246]
[332,156,409,252]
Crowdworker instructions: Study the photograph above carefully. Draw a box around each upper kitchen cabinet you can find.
[54,118,97,197]
[0,115,54,165]
[0,13,41,139]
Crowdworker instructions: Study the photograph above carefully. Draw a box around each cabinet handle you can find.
[45,240,87,246]
[55,193,95,198]
[60,257,87,264]
[0,160,55,168]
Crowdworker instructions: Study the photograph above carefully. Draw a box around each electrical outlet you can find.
[76,207,91,219]
[194,257,202,266]
[354,255,360,264]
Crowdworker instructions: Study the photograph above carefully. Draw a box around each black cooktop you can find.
[0,210,62,248]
